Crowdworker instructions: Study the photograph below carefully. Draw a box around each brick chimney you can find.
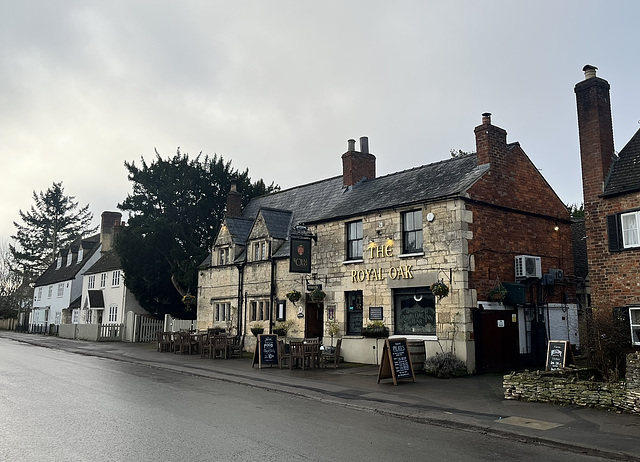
[226,179,242,217]
[474,112,508,169]
[575,65,615,204]
[342,136,376,187]
[100,211,122,253]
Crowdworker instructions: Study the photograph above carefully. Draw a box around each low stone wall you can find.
[503,352,640,415]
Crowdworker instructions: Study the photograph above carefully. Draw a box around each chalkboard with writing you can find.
[377,338,415,385]
[252,334,280,369]
[546,340,568,371]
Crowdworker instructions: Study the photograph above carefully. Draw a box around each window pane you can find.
[346,291,363,335]
[394,288,435,335]
[622,213,639,247]
[347,221,363,259]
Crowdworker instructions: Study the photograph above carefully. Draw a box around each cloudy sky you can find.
[2,1,639,246]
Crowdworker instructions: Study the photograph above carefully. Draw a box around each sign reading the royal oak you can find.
[289,236,312,273]
[351,242,414,282]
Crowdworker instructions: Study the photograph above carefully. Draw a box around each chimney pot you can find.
[347,139,356,151]
[583,64,598,79]
[359,137,369,153]
[482,112,492,125]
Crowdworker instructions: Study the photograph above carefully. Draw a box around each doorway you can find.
[473,307,520,373]
[305,302,324,339]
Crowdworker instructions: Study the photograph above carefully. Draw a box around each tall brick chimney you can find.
[575,65,615,204]
[100,211,122,253]
[474,112,508,169]
[342,136,376,187]
[226,179,242,217]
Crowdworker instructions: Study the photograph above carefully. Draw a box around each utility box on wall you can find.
[502,282,526,305]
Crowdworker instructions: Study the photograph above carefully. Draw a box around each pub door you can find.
[473,308,520,374]
[305,302,324,340]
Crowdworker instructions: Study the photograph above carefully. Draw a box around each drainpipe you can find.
[269,240,276,334]
[237,264,245,346]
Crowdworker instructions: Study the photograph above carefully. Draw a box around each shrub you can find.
[424,352,467,378]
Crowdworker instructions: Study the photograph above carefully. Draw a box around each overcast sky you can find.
[2,1,639,247]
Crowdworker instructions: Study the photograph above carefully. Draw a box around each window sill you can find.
[399,252,424,259]
[342,259,364,265]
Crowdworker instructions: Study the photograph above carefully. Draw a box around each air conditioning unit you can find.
[515,255,542,280]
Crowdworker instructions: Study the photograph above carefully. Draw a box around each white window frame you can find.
[215,302,229,322]
[630,306,640,346]
[47,285,53,299]
[219,247,230,266]
[100,273,107,288]
[253,241,266,261]
[346,220,363,260]
[108,305,118,323]
[112,270,121,287]
[57,283,64,298]
[88,275,95,289]
[621,211,640,248]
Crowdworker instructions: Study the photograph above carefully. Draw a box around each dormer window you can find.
[56,256,62,269]
[78,247,84,263]
[219,247,230,266]
[253,241,266,261]
[66,252,73,267]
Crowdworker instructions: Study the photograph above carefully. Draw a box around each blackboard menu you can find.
[369,306,383,321]
[546,340,568,371]
[252,334,279,369]
[377,338,415,385]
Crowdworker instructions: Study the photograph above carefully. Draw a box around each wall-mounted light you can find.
[554,222,559,232]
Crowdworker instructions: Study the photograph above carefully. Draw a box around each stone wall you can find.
[503,352,640,415]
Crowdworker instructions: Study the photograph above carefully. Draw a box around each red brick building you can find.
[575,66,640,346]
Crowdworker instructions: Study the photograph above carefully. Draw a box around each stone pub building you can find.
[197,115,576,373]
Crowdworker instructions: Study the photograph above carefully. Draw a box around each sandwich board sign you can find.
[377,338,415,385]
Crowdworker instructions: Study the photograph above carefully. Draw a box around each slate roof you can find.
[260,208,293,240]
[603,127,640,197]
[226,217,253,244]
[84,250,121,275]
[242,154,487,227]
[34,234,101,286]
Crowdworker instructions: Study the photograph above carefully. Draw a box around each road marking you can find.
[496,416,562,431]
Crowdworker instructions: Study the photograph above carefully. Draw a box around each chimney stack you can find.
[342,137,376,187]
[575,65,615,204]
[100,211,122,253]
[226,179,242,217]
[474,112,508,168]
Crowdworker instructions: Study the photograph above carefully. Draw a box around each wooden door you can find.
[473,308,520,374]
[305,302,324,339]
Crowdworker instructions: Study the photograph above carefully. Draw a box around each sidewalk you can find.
[2,331,639,461]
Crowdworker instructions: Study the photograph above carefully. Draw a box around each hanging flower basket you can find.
[430,281,449,298]
[488,286,507,302]
[361,321,389,338]
[182,294,196,306]
[250,325,264,336]
[286,290,301,303]
[309,289,326,302]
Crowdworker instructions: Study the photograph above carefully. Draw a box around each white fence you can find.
[58,323,122,341]
[124,311,164,342]
[164,314,196,332]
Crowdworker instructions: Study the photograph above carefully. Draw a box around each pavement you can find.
[2,331,639,461]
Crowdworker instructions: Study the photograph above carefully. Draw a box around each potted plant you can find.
[326,320,340,346]
[286,290,301,304]
[430,281,449,299]
[309,288,326,302]
[361,321,390,338]
[273,319,294,337]
[250,323,264,336]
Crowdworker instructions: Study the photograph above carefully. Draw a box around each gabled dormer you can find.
[246,208,293,263]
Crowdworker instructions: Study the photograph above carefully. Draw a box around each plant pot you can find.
[273,328,287,337]
[361,326,389,338]
[250,328,264,337]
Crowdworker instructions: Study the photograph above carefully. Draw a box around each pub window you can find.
[250,301,257,321]
[276,300,286,321]
[258,300,270,321]
[630,307,640,346]
[346,220,363,260]
[402,209,423,254]
[346,291,363,335]
[253,241,267,261]
[215,303,229,322]
[393,287,436,336]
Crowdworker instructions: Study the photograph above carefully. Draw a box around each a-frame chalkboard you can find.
[546,340,569,371]
[377,338,415,385]
[252,334,280,369]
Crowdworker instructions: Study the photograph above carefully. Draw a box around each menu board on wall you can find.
[377,338,416,385]
[252,334,280,369]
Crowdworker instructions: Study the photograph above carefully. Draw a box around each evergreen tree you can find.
[116,149,278,318]
[10,182,97,276]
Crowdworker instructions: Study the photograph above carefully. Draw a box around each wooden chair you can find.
[157,331,172,352]
[198,332,211,358]
[321,338,343,368]
[173,332,187,354]
[228,335,243,358]
[278,340,290,368]
[289,341,307,370]
[212,335,229,359]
